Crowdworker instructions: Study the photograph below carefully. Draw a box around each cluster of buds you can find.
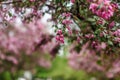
[55,30,64,43]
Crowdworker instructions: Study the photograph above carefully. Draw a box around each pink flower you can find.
[89,0,116,20]
[70,0,75,3]
[66,26,72,35]
[62,19,72,25]
[113,29,120,37]
[62,13,71,17]
[114,37,120,43]
[29,0,35,2]
[56,30,64,43]
[109,21,115,29]
[57,30,62,35]
[89,3,98,13]
[100,42,106,49]
[77,36,80,43]
[97,19,104,25]
[7,56,18,65]
[91,41,99,49]
[85,34,94,39]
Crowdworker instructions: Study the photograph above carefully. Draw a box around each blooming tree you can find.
[0,20,59,73]
[0,0,120,79]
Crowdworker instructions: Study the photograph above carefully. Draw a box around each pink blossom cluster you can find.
[62,12,73,35]
[55,12,73,43]
[113,29,120,43]
[62,13,71,17]
[89,0,118,20]
[96,19,104,25]
[91,41,107,50]
[0,20,59,72]
[68,43,104,72]
[113,29,120,37]
[29,0,35,2]
[70,0,75,3]
[62,19,72,25]
[106,60,120,78]
[0,0,43,25]
[109,21,115,28]
[56,30,64,43]
[85,34,94,39]
[68,42,120,78]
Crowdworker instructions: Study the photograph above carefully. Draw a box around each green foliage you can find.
[0,72,12,80]
[35,56,92,80]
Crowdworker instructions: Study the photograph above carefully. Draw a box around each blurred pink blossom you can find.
[89,0,117,20]
[70,0,75,3]
[109,21,115,29]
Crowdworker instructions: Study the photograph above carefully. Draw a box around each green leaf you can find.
[55,0,61,3]
[8,12,12,17]
[108,40,113,46]
[87,18,95,22]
